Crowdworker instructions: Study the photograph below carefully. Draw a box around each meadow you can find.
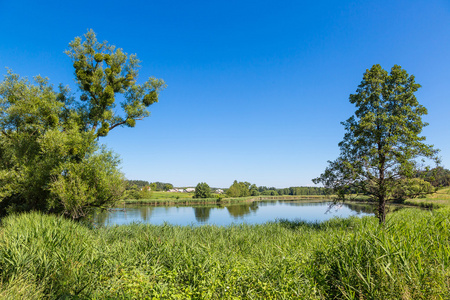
[0,208,448,299]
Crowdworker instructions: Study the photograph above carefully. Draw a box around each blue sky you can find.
[1,0,449,188]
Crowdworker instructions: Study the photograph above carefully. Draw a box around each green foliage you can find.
[0,209,449,298]
[261,189,279,196]
[256,186,327,196]
[125,180,150,190]
[163,183,174,191]
[48,147,125,219]
[390,178,435,203]
[313,65,439,223]
[418,166,450,187]
[249,184,260,196]
[148,181,173,191]
[65,30,166,137]
[194,182,212,198]
[125,185,152,200]
[226,180,251,197]
[149,182,157,191]
[0,30,164,219]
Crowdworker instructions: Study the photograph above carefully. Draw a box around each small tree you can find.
[313,64,439,224]
[194,182,212,198]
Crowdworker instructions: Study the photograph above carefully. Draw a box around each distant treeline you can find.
[126,180,150,189]
[126,180,173,191]
[125,166,450,199]
[258,186,327,196]
[225,180,327,197]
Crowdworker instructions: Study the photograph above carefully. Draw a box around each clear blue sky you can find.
[1,0,449,188]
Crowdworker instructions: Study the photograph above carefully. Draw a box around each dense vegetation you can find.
[0,209,448,299]
[224,181,327,198]
[418,166,450,188]
[125,180,150,190]
[125,181,175,192]
[259,186,328,196]
[0,31,165,219]
[149,182,174,191]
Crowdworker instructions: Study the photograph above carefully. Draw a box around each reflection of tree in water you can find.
[343,203,375,214]
[194,207,212,222]
[226,202,259,218]
[277,201,329,207]
[139,206,155,222]
[94,210,108,226]
[344,203,405,215]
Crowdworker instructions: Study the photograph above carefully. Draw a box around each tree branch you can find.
[1,130,11,139]
[108,116,145,132]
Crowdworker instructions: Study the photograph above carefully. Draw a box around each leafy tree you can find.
[0,30,165,219]
[249,184,260,196]
[163,183,174,191]
[390,178,434,203]
[417,166,450,187]
[313,64,438,223]
[65,30,165,137]
[226,180,251,197]
[193,182,212,198]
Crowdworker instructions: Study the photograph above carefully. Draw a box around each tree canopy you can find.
[65,30,165,137]
[0,30,165,219]
[313,64,438,223]
[193,182,212,198]
[226,181,251,197]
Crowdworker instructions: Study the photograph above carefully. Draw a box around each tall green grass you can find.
[0,209,448,299]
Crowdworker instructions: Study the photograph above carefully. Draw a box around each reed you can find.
[0,208,448,299]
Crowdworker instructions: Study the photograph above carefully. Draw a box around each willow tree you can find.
[313,64,438,223]
[0,30,165,219]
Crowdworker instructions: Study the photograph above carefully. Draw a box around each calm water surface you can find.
[94,200,374,226]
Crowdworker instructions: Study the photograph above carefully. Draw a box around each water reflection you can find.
[95,210,109,226]
[344,203,375,214]
[139,206,155,221]
[194,207,212,222]
[273,201,333,207]
[94,200,377,226]
[226,202,259,218]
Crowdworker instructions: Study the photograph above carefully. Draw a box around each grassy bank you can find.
[122,194,331,206]
[405,187,450,208]
[329,187,450,210]
[150,191,195,200]
[0,209,449,299]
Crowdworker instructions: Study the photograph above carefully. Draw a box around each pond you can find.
[94,200,375,226]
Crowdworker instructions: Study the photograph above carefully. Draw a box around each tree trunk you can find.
[378,195,386,224]
[378,143,386,224]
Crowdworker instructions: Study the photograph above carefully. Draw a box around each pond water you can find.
[94,200,374,226]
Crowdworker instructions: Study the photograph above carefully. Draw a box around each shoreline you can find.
[120,195,333,206]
